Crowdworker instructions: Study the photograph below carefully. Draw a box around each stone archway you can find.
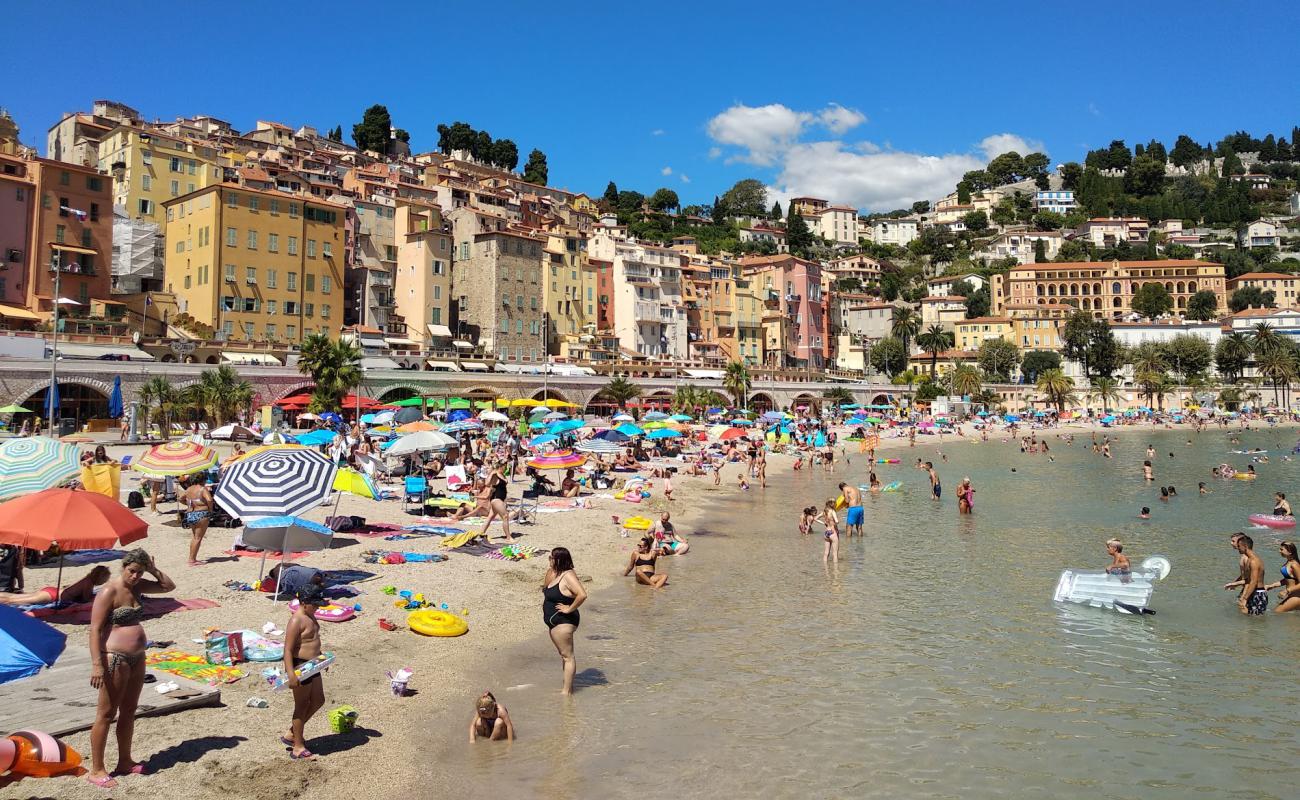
[15,376,114,430]
[530,388,570,403]
[792,392,820,415]
[749,391,775,413]
[272,382,316,403]
[376,385,421,404]
[869,393,892,407]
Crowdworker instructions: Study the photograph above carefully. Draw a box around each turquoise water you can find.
[433,427,1300,799]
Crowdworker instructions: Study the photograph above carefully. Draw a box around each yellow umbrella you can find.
[544,399,577,408]
[333,467,379,499]
[231,444,307,462]
[511,398,543,408]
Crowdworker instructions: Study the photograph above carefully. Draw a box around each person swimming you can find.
[1104,539,1131,577]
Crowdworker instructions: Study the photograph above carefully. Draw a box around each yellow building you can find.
[733,271,763,365]
[163,184,345,345]
[543,226,589,352]
[954,316,1012,351]
[1007,303,1072,352]
[98,126,220,226]
[571,193,600,216]
[393,201,453,348]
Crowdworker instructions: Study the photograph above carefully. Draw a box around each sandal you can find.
[288,748,315,760]
[86,774,119,788]
[113,763,148,776]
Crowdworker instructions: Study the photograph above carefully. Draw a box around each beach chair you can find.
[120,455,132,471]
[509,493,539,525]
[404,476,428,511]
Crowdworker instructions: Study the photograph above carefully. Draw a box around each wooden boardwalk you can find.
[0,648,221,736]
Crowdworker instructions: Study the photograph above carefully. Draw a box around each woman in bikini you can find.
[624,536,669,588]
[817,499,840,563]
[86,549,175,788]
[1265,541,1300,613]
[0,564,110,606]
[542,547,587,695]
[180,474,214,566]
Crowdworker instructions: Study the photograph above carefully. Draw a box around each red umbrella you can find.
[340,394,379,409]
[0,488,148,551]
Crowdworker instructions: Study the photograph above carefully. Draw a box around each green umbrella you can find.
[0,404,32,414]
[389,397,426,407]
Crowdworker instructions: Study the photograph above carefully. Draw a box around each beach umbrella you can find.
[107,376,123,419]
[528,421,547,430]
[511,398,544,408]
[0,437,82,501]
[359,413,378,424]
[918,420,934,428]
[976,410,989,417]
[544,399,577,409]
[44,381,59,422]
[614,422,644,437]
[297,412,320,421]
[760,411,783,421]
[542,411,569,422]
[392,407,424,425]
[295,429,337,447]
[669,414,692,422]
[389,397,426,408]
[480,410,509,423]
[261,430,297,445]
[646,428,681,440]
[215,447,335,519]
[731,418,754,426]
[548,419,585,435]
[526,449,587,470]
[0,605,67,685]
[717,427,748,441]
[397,420,436,434]
[0,488,148,551]
[576,438,624,455]
[387,429,458,456]
[319,412,343,425]
[612,413,635,422]
[209,424,257,442]
[529,433,560,447]
[442,419,483,434]
[133,440,219,478]
[333,467,380,500]
[243,516,334,553]
[0,404,31,414]
[866,417,883,424]
[593,429,631,443]
[644,411,669,421]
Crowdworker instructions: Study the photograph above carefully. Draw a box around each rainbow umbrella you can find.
[133,440,219,478]
[0,437,83,502]
[526,449,587,470]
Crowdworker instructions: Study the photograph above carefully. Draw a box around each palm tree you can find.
[137,376,176,438]
[947,363,982,397]
[1252,322,1279,357]
[1133,367,1167,410]
[891,307,921,355]
[891,368,920,401]
[198,365,254,423]
[1217,332,1253,383]
[1089,377,1121,414]
[916,324,954,378]
[601,376,641,410]
[297,333,362,410]
[1217,385,1243,411]
[1255,347,1296,408]
[722,360,751,409]
[1036,368,1077,413]
[823,386,855,410]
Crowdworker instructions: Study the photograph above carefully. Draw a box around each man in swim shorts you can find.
[1230,534,1268,616]
[926,462,941,501]
[839,482,863,538]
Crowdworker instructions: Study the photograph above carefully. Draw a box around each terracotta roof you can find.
[1228,272,1295,282]
[958,316,1011,325]
[1010,259,1219,272]
[920,295,967,303]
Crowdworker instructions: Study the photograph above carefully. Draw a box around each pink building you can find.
[0,153,36,314]
[742,255,829,369]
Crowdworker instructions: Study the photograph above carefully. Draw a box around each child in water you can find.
[1104,539,1131,577]
[799,506,817,535]
[469,691,514,742]
[1139,507,1151,519]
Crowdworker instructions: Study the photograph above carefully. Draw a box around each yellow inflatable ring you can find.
[622,516,653,530]
[1234,472,1257,480]
[407,609,468,637]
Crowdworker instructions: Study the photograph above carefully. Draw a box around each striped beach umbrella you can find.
[0,437,82,501]
[133,440,220,477]
[441,419,483,434]
[243,516,334,553]
[526,449,587,470]
[576,438,624,454]
[215,447,335,519]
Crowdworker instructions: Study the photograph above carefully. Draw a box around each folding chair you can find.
[508,494,539,525]
[404,476,428,512]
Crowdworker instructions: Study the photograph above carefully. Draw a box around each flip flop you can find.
[288,749,315,760]
[113,763,148,776]
[86,774,119,788]
[280,735,295,747]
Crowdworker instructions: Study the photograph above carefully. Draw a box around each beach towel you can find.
[362,550,447,564]
[439,531,480,550]
[79,463,121,501]
[404,525,464,535]
[29,597,219,623]
[222,547,309,560]
[535,506,581,514]
[146,650,245,683]
[349,523,406,538]
[481,544,549,561]
[60,548,128,565]
[444,465,468,490]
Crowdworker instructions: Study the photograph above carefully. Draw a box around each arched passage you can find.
[585,389,622,416]
[530,388,570,403]
[377,386,420,404]
[642,390,673,411]
[748,392,775,413]
[869,393,892,407]
[792,393,820,415]
[21,380,111,431]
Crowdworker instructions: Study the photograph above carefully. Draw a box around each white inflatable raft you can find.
[1053,556,1172,614]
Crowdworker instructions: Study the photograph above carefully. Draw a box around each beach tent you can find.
[0,605,67,685]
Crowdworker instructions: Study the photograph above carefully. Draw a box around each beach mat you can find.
[145,650,246,684]
[61,548,129,565]
[28,597,218,623]
[223,548,309,560]
[349,523,406,538]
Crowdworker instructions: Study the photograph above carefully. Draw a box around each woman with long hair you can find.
[1266,541,1300,613]
[541,547,587,695]
[86,549,175,788]
[478,458,514,543]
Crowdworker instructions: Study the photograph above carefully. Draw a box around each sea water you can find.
[431,428,1300,799]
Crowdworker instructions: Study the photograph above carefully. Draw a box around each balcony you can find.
[623,267,653,283]
[634,301,663,322]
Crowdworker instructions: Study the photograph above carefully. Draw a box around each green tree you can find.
[720,179,768,217]
[985,151,1025,185]
[1036,368,1077,412]
[1229,286,1275,312]
[1032,238,1048,263]
[947,363,983,397]
[138,376,177,438]
[1251,322,1280,357]
[1220,148,1245,177]
[602,181,619,208]
[1163,333,1213,380]
[962,210,989,233]
[956,182,972,205]
[297,333,362,412]
[785,209,814,256]
[723,361,752,408]
[916,323,954,377]
[1033,211,1064,232]
[869,336,907,377]
[824,386,856,409]
[648,188,680,212]
[976,338,1021,382]
[1185,290,1219,321]
[1256,346,1297,407]
[963,286,991,319]
[352,104,394,154]
[990,199,1017,227]
[327,125,343,143]
[601,376,641,410]
[890,307,921,354]
[1214,333,1253,383]
[770,201,783,220]
[1059,162,1083,191]
[912,200,931,214]
[522,149,548,185]
[490,139,519,170]
[1021,350,1062,383]
[1124,156,1166,197]
[196,365,254,424]
[1170,134,1204,168]
[1131,282,1174,319]
[1089,377,1121,414]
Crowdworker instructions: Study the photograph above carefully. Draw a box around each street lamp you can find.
[46,248,62,432]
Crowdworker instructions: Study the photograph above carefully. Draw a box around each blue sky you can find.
[5,1,1298,211]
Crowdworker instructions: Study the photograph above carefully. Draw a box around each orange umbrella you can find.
[397,420,435,433]
[0,488,148,551]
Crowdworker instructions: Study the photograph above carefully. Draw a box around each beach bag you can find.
[205,631,245,665]
[127,491,145,509]
[325,515,355,532]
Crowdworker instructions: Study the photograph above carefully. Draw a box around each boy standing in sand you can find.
[283,586,326,760]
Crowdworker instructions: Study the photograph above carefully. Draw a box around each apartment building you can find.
[1075,217,1150,247]
[1226,271,1298,307]
[1033,190,1077,215]
[825,254,882,289]
[811,205,859,247]
[836,302,899,373]
[741,255,827,369]
[1238,220,1280,249]
[347,196,398,334]
[162,184,346,344]
[978,230,1063,263]
[733,267,764,365]
[954,316,1011,351]
[448,206,546,361]
[919,295,968,332]
[393,202,453,349]
[867,217,919,247]
[27,158,115,318]
[989,259,1228,319]
[738,225,787,252]
[588,230,687,359]
[111,206,164,294]
[98,125,221,227]
[46,100,140,167]
[927,273,986,297]
[0,153,35,312]
[542,226,590,352]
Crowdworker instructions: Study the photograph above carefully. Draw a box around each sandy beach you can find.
[14,414,1291,799]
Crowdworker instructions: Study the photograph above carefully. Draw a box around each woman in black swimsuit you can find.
[542,547,586,695]
[624,536,668,588]
[478,459,514,543]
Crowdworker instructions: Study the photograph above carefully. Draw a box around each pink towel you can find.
[28,597,219,623]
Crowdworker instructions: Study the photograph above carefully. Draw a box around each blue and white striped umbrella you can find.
[215,447,335,519]
[0,437,82,502]
[441,419,483,434]
[576,438,625,454]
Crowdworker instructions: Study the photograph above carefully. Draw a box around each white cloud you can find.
[818,104,866,135]
[978,133,1045,159]
[680,174,691,184]
[1087,102,1101,117]
[708,146,722,159]
[652,128,666,136]
[706,103,813,166]
[661,166,673,176]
